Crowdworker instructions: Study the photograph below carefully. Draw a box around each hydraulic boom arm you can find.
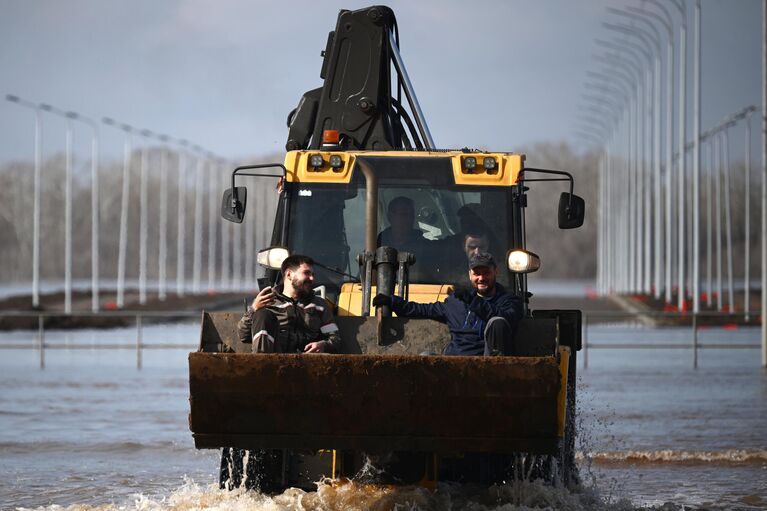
[286,5,433,151]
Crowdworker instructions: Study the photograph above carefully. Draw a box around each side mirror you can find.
[221,187,247,223]
[558,192,585,229]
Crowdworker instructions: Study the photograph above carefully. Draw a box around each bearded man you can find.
[372,252,522,356]
[237,254,341,353]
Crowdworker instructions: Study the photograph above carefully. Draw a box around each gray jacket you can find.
[237,286,342,353]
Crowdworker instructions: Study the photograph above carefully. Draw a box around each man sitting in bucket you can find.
[238,254,341,353]
[372,252,523,355]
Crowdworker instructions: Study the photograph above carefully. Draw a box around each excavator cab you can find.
[189,5,585,492]
[282,154,520,296]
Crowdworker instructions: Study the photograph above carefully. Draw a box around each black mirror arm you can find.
[519,167,575,211]
[229,164,288,213]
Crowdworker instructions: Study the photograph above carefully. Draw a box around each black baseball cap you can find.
[468,252,496,270]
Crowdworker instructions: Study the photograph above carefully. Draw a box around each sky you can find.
[0,0,763,165]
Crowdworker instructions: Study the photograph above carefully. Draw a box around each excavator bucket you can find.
[189,312,566,455]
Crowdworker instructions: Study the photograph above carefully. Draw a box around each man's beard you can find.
[473,280,495,297]
[292,275,313,299]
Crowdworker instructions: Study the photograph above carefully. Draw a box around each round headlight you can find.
[506,249,541,273]
[257,246,290,270]
[463,156,477,172]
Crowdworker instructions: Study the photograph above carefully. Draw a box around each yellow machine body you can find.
[284,150,525,187]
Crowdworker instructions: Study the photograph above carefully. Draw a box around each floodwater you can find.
[0,319,765,510]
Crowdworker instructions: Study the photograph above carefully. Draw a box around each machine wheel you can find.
[219,447,286,493]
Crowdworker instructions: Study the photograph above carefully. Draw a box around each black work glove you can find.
[452,285,475,305]
[372,294,392,308]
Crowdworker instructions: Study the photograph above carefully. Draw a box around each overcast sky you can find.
[0,0,763,165]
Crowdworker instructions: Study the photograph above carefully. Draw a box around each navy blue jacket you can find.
[391,283,523,355]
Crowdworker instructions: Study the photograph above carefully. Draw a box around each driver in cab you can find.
[376,196,431,258]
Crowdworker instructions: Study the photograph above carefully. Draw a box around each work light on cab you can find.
[329,154,343,170]
[506,249,541,273]
[483,156,497,173]
[309,154,324,170]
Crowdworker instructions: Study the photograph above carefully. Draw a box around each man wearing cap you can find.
[372,252,523,356]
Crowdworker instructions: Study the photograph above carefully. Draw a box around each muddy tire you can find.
[218,447,286,494]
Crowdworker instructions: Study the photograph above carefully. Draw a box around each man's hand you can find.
[452,285,475,305]
[304,340,328,353]
[372,294,392,308]
[251,286,275,310]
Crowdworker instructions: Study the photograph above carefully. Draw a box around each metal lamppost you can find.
[714,133,722,311]
[220,159,231,290]
[646,0,687,310]
[191,145,204,294]
[103,117,133,308]
[575,119,612,295]
[175,138,190,297]
[138,129,154,304]
[207,153,219,293]
[594,56,643,292]
[705,137,714,308]
[581,93,623,115]
[59,111,101,312]
[598,35,654,294]
[645,0,679,305]
[577,131,607,294]
[39,103,75,314]
[574,126,608,294]
[157,134,170,301]
[5,94,43,308]
[606,10,664,300]
[671,0,689,312]
[692,0,702,314]
[579,98,622,295]
[588,69,637,295]
[695,108,758,314]
[584,78,632,292]
[721,128,735,313]
[744,113,752,320]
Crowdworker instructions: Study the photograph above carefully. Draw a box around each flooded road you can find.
[0,320,765,510]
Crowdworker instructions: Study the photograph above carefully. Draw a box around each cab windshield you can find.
[285,156,514,298]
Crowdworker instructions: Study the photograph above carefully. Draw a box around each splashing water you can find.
[15,476,651,511]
